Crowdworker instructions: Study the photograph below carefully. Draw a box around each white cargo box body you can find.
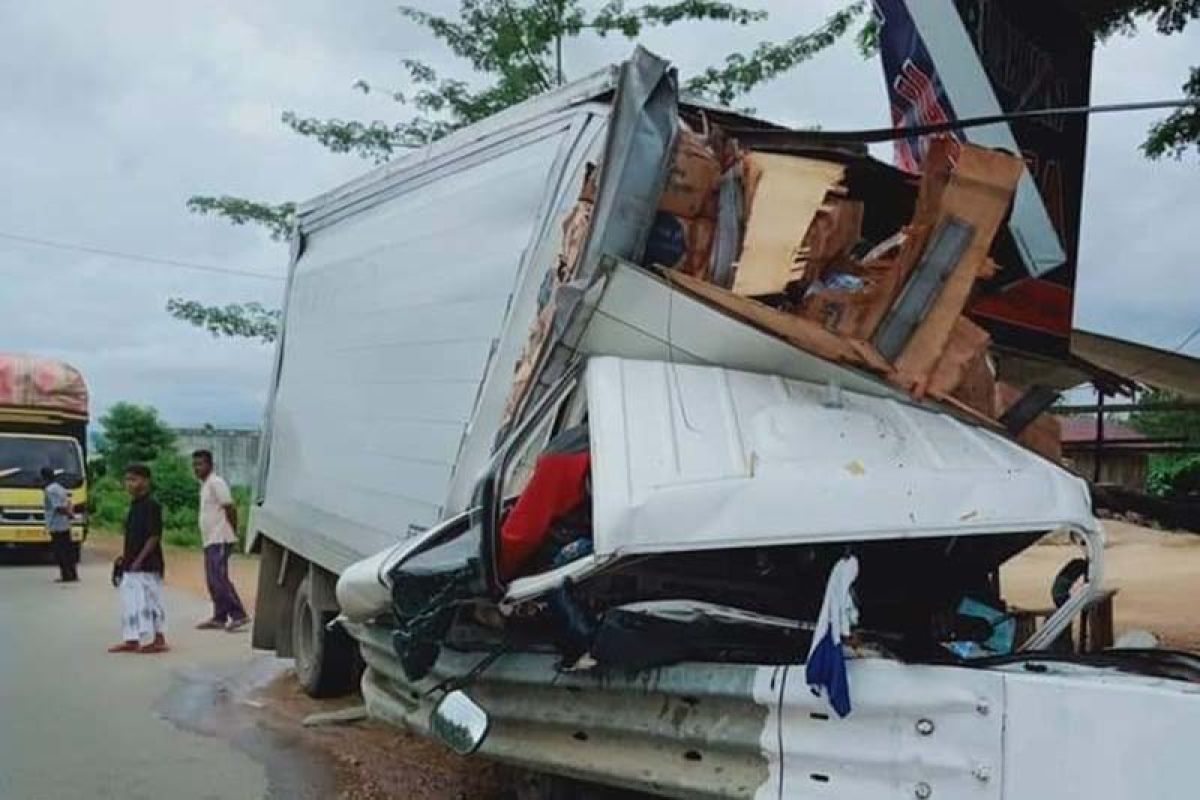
[251,75,615,571]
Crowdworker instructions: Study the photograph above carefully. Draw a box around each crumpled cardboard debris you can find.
[659,127,721,219]
[521,123,1058,460]
[731,153,845,297]
[929,317,994,414]
[891,145,1024,396]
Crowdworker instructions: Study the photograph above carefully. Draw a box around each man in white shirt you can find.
[192,450,250,631]
[41,467,77,583]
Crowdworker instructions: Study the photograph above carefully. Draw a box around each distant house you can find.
[172,427,260,488]
[1061,417,1149,490]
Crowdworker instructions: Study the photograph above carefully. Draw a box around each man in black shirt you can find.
[108,463,169,654]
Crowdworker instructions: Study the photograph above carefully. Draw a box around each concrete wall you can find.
[172,428,260,488]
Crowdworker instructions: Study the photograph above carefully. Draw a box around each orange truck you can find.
[0,354,88,551]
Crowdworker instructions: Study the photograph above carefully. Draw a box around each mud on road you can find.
[87,533,509,800]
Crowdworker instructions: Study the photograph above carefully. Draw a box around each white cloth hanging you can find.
[805,555,859,717]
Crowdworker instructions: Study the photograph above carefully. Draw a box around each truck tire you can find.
[291,572,358,697]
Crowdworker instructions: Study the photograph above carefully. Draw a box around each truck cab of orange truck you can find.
[0,355,89,551]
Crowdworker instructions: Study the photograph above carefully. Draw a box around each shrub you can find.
[85,431,253,549]
[89,475,129,529]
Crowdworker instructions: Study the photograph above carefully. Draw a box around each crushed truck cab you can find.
[340,355,1200,800]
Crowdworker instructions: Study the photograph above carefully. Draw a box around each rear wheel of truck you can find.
[291,572,358,697]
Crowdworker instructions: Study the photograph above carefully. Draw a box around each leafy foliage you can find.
[165,299,281,344]
[89,402,251,546]
[1079,0,1200,37]
[96,403,175,478]
[289,1,848,162]
[685,2,864,104]
[186,196,295,241]
[1143,66,1200,159]
[1075,0,1200,159]
[1130,389,1200,496]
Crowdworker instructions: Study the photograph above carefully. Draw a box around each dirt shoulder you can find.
[87,531,506,800]
[87,530,259,612]
[1003,520,1200,651]
[89,521,1200,798]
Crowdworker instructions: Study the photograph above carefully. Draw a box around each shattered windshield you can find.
[0,436,83,489]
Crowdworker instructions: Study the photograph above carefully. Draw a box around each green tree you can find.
[1130,389,1200,496]
[1077,0,1200,159]
[173,1,868,338]
[89,402,216,544]
[96,403,176,477]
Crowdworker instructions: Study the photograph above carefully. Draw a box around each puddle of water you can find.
[158,656,341,800]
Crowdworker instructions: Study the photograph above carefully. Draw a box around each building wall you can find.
[172,428,260,488]
[1064,450,1148,490]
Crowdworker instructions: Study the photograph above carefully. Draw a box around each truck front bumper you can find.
[0,525,86,546]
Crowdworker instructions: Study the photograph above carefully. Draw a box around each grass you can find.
[91,526,212,551]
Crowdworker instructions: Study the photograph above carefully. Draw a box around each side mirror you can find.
[430,689,490,755]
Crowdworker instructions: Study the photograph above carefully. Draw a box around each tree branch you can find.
[185,196,295,240]
[1143,66,1200,159]
[686,2,865,105]
[166,299,281,343]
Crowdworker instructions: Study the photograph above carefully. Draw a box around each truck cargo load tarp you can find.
[586,356,1095,558]
[0,354,88,417]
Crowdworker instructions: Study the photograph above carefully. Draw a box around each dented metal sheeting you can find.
[756,660,1006,800]
[576,46,679,285]
[586,357,1096,559]
[349,621,772,800]
[512,48,681,427]
[577,260,900,400]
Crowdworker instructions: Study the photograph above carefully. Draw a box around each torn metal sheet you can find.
[508,47,679,429]
[709,165,743,288]
[576,46,679,284]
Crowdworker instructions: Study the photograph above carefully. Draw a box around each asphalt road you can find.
[0,547,281,800]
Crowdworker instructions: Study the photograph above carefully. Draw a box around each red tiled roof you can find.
[1060,417,1147,444]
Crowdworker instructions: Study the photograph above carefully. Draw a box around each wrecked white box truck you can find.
[249,49,1200,799]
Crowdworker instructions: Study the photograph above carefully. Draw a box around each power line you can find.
[0,230,284,281]
[1127,319,1200,381]
[733,98,1200,143]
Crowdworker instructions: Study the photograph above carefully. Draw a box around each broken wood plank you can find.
[892,145,1024,396]
[667,270,862,364]
[302,706,369,728]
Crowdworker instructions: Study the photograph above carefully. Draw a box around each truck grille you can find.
[0,507,44,524]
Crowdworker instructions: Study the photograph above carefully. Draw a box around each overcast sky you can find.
[1,1,1196,427]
